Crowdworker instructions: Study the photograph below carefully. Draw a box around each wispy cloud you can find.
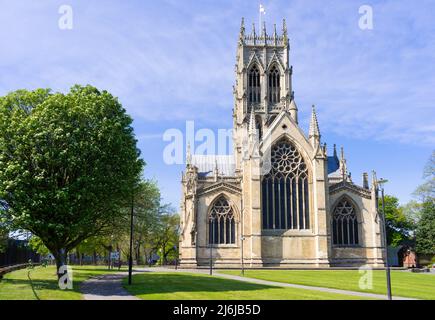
[1,0,433,146]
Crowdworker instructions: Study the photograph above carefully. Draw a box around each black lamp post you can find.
[174,245,178,270]
[209,218,214,276]
[240,198,245,276]
[128,193,134,285]
[378,178,392,300]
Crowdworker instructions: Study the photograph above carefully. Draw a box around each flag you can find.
[260,4,266,15]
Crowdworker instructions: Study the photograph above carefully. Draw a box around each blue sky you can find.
[0,0,434,207]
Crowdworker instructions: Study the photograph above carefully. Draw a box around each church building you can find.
[179,19,386,268]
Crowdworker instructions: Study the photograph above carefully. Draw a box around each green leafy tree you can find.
[131,180,161,265]
[69,180,162,266]
[28,236,50,256]
[415,201,435,255]
[413,151,435,202]
[155,213,180,265]
[0,86,143,277]
[0,226,8,253]
[381,195,414,246]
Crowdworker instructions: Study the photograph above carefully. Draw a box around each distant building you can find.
[179,19,386,268]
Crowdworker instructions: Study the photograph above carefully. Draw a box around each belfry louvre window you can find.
[268,65,280,104]
[261,140,310,230]
[209,197,236,244]
[332,199,359,246]
[248,65,261,104]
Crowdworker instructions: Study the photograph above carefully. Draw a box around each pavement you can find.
[81,272,141,300]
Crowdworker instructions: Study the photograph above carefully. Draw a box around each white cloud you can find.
[0,0,433,146]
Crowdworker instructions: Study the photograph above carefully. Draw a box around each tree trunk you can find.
[54,249,68,279]
[76,247,81,266]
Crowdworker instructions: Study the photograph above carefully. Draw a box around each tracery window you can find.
[209,197,236,244]
[332,198,359,246]
[261,140,310,230]
[268,65,280,104]
[248,65,261,104]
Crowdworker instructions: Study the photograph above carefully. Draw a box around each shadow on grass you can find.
[28,270,41,300]
[126,273,276,296]
[1,266,125,299]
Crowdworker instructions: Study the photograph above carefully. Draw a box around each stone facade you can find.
[179,19,386,268]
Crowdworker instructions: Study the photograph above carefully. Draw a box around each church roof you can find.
[327,155,340,175]
[191,155,236,178]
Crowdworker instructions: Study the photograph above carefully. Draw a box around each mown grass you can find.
[0,265,125,300]
[220,270,435,300]
[123,272,372,300]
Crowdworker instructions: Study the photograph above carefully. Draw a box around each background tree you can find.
[0,201,9,253]
[0,225,8,254]
[415,201,435,256]
[413,151,435,203]
[155,213,180,265]
[0,86,143,277]
[412,152,435,257]
[28,236,50,256]
[131,180,161,265]
[381,195,414,246]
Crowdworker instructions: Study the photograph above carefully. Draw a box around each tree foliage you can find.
[381,195,414,246]
[0,86,144,274]
[415,201,435,255]
[413,151,435,202]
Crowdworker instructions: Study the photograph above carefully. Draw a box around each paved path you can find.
[140,267,416,300]
[81,272,140,300]
[80,267,417,300]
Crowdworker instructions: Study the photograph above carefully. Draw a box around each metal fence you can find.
[0,239,40,267]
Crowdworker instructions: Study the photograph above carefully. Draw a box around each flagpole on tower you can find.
[259,4,266,34]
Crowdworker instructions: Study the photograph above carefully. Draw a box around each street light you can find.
[174,245,178,270]
[378,178,392,300]
[128,193,134,285]
[209,217,214,276]
[240,198,245,277]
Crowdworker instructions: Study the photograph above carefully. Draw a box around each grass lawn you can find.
[0,265,125,300]
[220,270,435,300]
[123,272,373,300]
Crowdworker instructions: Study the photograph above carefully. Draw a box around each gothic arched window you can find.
[248,65,261,104]
[209,197,236,244]
[261,140,310,230]
[268,65,280,104]
[332,198,359,246]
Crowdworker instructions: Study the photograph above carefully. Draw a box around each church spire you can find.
[273,23,278,45]
[239,17,245,43]
[339,146,349,181]
[282,18,288,44]
[309,105,320,139]
[186,142,192,167]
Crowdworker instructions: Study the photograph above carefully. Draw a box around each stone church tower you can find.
[179,19,386,268]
